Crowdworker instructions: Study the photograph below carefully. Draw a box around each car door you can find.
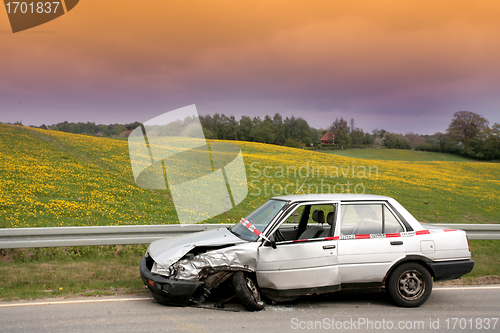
[255,202,340,291]
[337,202,407,284]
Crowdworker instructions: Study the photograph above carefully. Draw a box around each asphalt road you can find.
[1,286,499,333]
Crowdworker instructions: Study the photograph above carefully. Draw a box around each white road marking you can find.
[435,285,500,290]
[1,285,499,308]
[0,297,152,308]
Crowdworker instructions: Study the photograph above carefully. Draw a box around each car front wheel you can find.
[233,271,266,311]
[387,262,432,307]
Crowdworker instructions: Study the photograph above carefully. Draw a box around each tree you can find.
[238,116,253,141]
[227,115,239,140]
[310,127,322,146]
[446,111,488,146]
[283,115,296,139]
[212,113,232,139]
[330,117,350,147]
[382,132,411,149]
[350,128,365,145]
[466,122,500,160]
[483,123,500,160]
[125,121,141,131]
[199,115,214,135]
[435,132,450,148]
[405,132,426,148]
[331,117,349,134]
[202,128,215,139]
[251,118,275,144]
[372,128,387,138]
[272,113,286,145]
[362,132,374,145]
[295,118,311,145]
[349,118,356,133]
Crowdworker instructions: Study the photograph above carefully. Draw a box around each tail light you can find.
[466,235,471,252]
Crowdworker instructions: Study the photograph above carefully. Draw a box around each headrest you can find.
[312,210,325,223]
[326,212,334,226]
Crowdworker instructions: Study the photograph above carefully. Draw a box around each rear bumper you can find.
[429,259,474,281]
[140,256,203,306]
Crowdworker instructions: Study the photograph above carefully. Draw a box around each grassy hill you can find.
[1,124,499,228]
[318,148,473,161]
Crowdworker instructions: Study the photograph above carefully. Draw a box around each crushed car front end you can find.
[140,255,204,306]
[139,199,289,308]
[139,226,255,305]
[139,227,267,306]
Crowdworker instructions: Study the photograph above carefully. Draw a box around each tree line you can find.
[6,110,499,160]
[199,114,314,148]
[23,120,142,137]
[417,111,500,160]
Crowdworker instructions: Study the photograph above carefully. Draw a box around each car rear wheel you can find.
[387,262,432,307]
[233,271,266,311]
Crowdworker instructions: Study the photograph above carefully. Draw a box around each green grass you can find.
[0,245,148,300]
[0,241,497,301]
[466,240,500,279]
[0,125,180,228]
[319,148,473,162]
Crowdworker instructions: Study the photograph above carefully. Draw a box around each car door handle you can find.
[390,241,403,246]
[323,245,336,250]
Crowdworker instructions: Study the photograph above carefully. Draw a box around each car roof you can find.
[271,193,392,202]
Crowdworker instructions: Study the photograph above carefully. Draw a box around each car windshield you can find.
[231,199,288,241]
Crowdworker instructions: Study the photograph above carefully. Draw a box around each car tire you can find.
[387,262,432,307]
[233,271,266,311]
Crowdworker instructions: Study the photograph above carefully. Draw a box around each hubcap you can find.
[397,270,425,301]
[246,277,263,303]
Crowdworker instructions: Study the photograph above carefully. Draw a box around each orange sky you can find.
[1,0,500,133]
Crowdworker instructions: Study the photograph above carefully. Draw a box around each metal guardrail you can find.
[0,224,233,249]
[428,224,500,240]
[0,223,498,249]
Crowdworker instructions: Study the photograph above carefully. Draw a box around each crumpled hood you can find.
[147,227,246,268]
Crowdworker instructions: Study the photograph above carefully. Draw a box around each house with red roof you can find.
[320,132,334,145]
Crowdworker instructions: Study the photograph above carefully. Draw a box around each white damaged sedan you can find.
[140,194,474,311]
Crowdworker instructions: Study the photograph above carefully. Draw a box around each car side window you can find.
[284,205,304,224]
[384,205,404,233]
[339,204,359,235]
[277,203,337,241]
[341,204,382,235]
[303,204,337,238]
[341,203,404,235]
